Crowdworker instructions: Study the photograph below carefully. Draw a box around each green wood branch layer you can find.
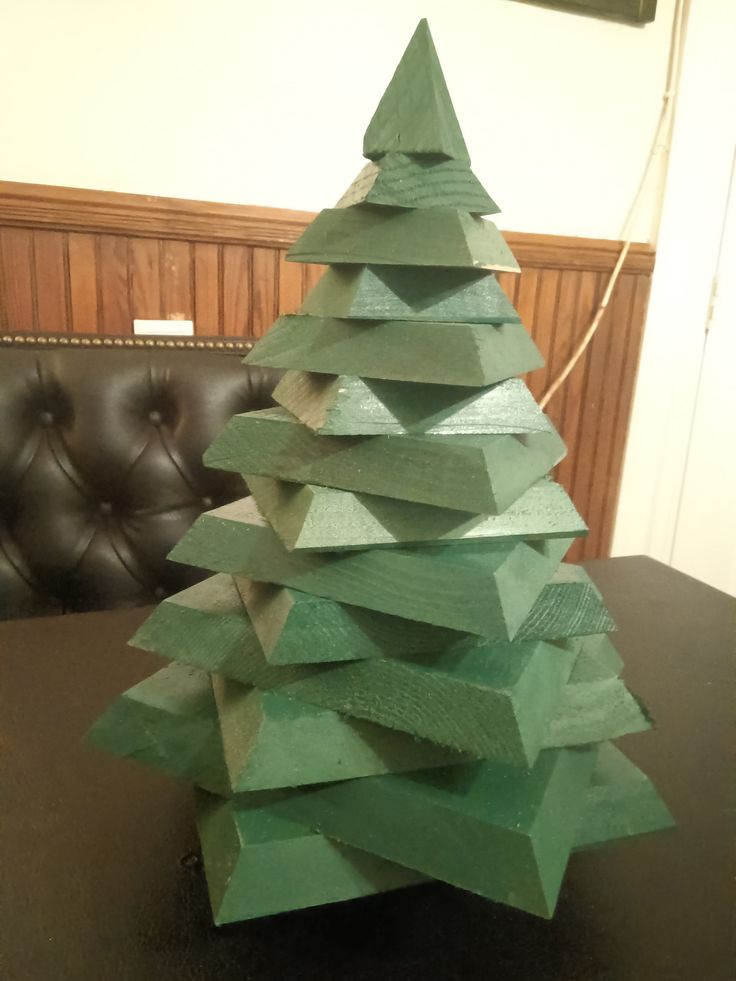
[245,315,542,387]
[204,407,566,515]
[133,566,613,671]
[272,373,550,436]
[247,476,586,552]
[243,564,614,664]
[300,266,521,323]
[169,497,572,638]
[362,20,469,161]
[213,636,581,763]
[90,639,649,789]
[270,746,597,918]
[197,743,673,923]
[288,207,520,272]
[336,154,498,213]
[213,677,468,790]
[196,787,424,925]
[86,663,229,796]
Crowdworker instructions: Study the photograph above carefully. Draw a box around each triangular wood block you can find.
[130,573,263,684]
[336,154,499,214]
[268,745,597,919]
[213,679,468,791]
[362,19,469,161]
[273,373,550,436]
[213,640,580,764]
[546,635,652,747]
[574,744,675,850]
[288,206,519,273]
[239,577,462,664]
[245,315,542,387]
[247,476,586,552]
[196,789,424,925]
[196,743,673,924]
[204,407,566,514]
[242,564,613,665]
[300,266,521,323]
[100,638,642,791]
[516,564,617,641]
[169,497,572,638]
[86,663,228,796]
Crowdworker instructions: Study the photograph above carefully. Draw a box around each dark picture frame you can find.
[516,0,657,23]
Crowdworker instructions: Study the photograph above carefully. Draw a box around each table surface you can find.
[1,556,733,981]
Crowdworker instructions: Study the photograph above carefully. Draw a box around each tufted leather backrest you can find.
[0,341,280,619]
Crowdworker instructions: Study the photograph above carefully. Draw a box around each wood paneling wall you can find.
[0,180,655,560]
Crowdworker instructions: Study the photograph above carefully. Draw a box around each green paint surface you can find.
[247,476,586,552]
[301,266,521,324]
[273,373,550,436]
[86,663,228,795]
[169,498,572,638]
[269,746,597,918]
[362,19,469,160]
[245,315,542,386]
[336,154,498,214]
[196,788,424,924]
[204,407,566,515]
[289,206,519,272]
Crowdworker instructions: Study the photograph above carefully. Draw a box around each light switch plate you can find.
[133,319,194,336]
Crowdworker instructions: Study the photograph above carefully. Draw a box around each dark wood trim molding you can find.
[0,180,656,275]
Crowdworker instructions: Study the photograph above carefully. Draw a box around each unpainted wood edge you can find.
[0,181,656,275]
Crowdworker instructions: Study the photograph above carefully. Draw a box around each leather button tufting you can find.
[201,496,213,509]
[153,586,167,600]
[148,410,163,426]
[99,501,113,516]
[39,410,54,426]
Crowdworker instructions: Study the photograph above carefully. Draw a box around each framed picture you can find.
[516,0,657,23]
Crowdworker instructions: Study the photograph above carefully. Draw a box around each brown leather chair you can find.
[0,335,281,619]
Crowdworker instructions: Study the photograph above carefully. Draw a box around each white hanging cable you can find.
[539,0,689,410]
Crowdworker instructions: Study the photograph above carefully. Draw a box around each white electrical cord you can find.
[539,0,689,410]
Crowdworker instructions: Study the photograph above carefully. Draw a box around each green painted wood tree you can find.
[88,18,673,925]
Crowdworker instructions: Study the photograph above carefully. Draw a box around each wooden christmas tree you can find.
[89,19,673,924]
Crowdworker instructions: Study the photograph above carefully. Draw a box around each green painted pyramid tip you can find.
[363,19,470,163]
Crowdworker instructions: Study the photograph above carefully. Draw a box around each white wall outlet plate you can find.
[133,319,194,336]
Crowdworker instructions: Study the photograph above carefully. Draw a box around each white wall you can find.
[0,0,676,241]
[612,0,736,595]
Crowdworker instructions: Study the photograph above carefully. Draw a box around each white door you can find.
[670,149,736,596]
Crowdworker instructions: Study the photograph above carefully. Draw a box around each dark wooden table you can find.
[1,557,733,981]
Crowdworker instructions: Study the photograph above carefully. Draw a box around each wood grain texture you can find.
[0,180,655,272]
[67,232,98,332]
[240,564,614,665]
[246,315,543,387]
[195,790,422,926]
[168,496,572,638]
[214,633,580,764]
[288,207,520,272]
[0,180,654,558]
[336,155,498,214]
[246,475,586,552]
[97,234,131,334]
[161,239,193,321]
[205,407,567,514]
[0,227,35,329]
[213,678,468,791]
[33,230,68,332]
[272,373,550,436]
[129,237,161,320]
[269,745,597,919]
[86,662,229,796]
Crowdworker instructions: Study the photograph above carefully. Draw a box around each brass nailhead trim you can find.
[1,333,252,351]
